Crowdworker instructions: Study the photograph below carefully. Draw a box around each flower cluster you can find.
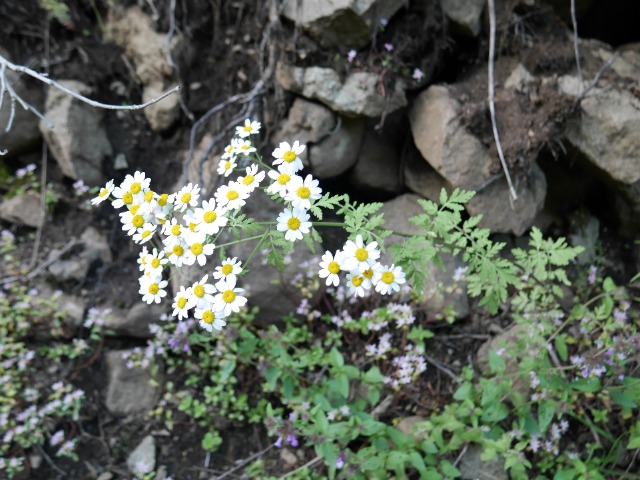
[318,235,406,297]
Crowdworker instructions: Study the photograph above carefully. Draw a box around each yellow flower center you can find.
[363,268,374,279]
[297,186,311,199]
[148,283,159,295]
[381,271,395,284]
[287,217,301,230]
[177,297,187,309]
[202,310,214,324]
[225,145,233,154]
[130,204,141,214]
[99,188,109,197]
[130,182,141,194]
[181,192,192,204]
[204,211,217,223]
[328,261,340,274]
[171,224,181,236]
[221,264,233,275]
[283,150,296,163]
[351,275,363,287]
[151,258,161,268]
[277,173,290,185]
[141,230,152,239]
[172,245,184,257]
[227,190,239,201]
[190,243,203,255]
[189,222,197,232]
[224,161,232,170]
[355,248,368,262]
[132,215,145,228]
[158,193,169,206]
[122,192,133,205]
[144,190,154,202]
[243,125,253,132]
[242,175,255,186]
[222,290,236,303]
[194,285,205,298]
[241,144,250,150]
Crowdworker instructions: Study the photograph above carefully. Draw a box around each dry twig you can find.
[570,0,582,82]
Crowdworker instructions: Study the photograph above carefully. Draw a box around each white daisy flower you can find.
[238,164,265,192]
[346,270,371,297]
[153,193,174,221]
[162,218,185,248]
[236,139,256,156]
[190,275,217,310]
[272,141,305,173]
[173,183,201,212]
[267,165,293,198]
[137,246,151,272]
[217,157,237,177]
[236,119,261,138]
[215,181,250,210]
[276,206,311,242]
[120,171,151,200]
[165,238,189,267]
[133,223,158,245]
[111,186,134,209]
[342,235,380,273]
[285,174,322,210]
[182,231,215,267]
[144,248,169,276]
[213,278,247,316]
[212,257,243,284]
[172,286,194,320]
[221,142,236,160]
[188,199,228,236]
[91,179,114,205]
[139,274,168,304]
[374,264,406,295]
[196,307,227,332]
[318,250,344,287]
[119,208,148,236]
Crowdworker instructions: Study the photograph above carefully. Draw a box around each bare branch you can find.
[487,0,518,201]
[571,0,583,82]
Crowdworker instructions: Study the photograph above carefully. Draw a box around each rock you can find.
[568,209,600,265]
[40,80,111,186]
[396,415,426,438]
[409,85,546,235]
[279,448,298,467]
[276,63,407,118]
[441,0,486,37]
[403,152,451,202]
[467,163,547,236]
[274,98,364,179]
[0,191,44,227]
[126,435,156,477]
[504,63,535,91]
[409,85,491,191]
[379,194,470,318]
[281,0,406,49]
[47,253,90,282]
[105,350,161,416]
[104,6,184,132]
[349,131,402,194]
[81,226,113,265]
[458,445,507,480]
[0,49,44,157]
[103,303,165,338]
[48,227,112,282]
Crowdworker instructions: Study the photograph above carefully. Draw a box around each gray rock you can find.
[568,209,600,265]
[349,131,402,194]
[0,191,44,227]
[40,80,111,186]
[48,227,113,282]
[55,292,87,328]
[379,194,469,319]
[504,63,535,91]
[458,445,507,480]
[441,0,486,37]
[0,49,44,157]
[274,98,364,178]
[104,303,166,338]
[47,254,90,282]
[396,415,426,439]
[104,6,183,132]
[404,153,451,202]
[282,0,406,49]
[126,435,156,477]
[105,350,161,416]
[276,63,407,118]
[81,226,113,265]
[467,163,547,236]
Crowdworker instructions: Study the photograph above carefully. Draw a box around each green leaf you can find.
[602,276,616,293]
[362,366,385,384]
[555,334,568,362]
[328,347,344,368]
[361,456,384,471]
[201,431,222,452]
[538,400,556,433]
[628,434,640,449]
[554,469,578,480]
[570,377,601,393]
[453,382,474,401]
[440,459,461,477]
[488,349,506,374]
[611,390,638,408]
[367,385,381,406]
[481,403,509,423]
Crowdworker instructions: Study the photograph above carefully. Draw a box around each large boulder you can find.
[0,191,44,228]
[440,0,486,37]
[349,131,403,195]
[105,350,161,416]
[104,6,183,132]
[277,63,407,118]
[40,80,111,186]
[274,98,364,179]
[281,0,406,49]
[103,303,166,339]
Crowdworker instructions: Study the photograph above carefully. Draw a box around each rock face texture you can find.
[0,191,44,228]
[276,64,407,118]
[281,0,407,48]
[440,0,486,36]
[40,80,111,186]
[105,350,161,416]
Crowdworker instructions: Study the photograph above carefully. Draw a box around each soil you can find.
[1,0,640,478]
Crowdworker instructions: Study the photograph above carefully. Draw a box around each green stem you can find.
[215,234,265,249]
[243,229,270,270]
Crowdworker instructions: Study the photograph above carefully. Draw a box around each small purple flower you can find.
[347,49,357,63]
[588,265,597,285]
[384,43,393,52]
[412,68,424,81]
[379,18,388,27]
